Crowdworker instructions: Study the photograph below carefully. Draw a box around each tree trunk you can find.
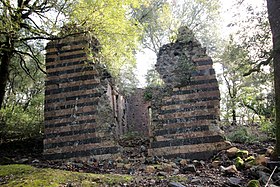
[267,0,280,158]
[232,108,237,125]
[0,51,11,109]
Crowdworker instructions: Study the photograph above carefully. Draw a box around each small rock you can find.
[212,160,221,168]
[173,169,180,175]
[225,140,232,147]
[182,164,196,173]
[116,163,124,168]
[170,162,178,168]
[17,158,29,164]
[149,179,156,185]
[199,160,205,166]
[124,163,131,170]
[146,165,156,173]
[140,145,146,152]
[108,160,114,167]
[127,168,135,175]
[220,165,238,174]
[169,182,186,187]
[228,177,242,187]
[250,165,271,178]
[257,171,270,184]
[192,160,203,167]
[88,157,97,163]
[157,171,168,177]
[226,147,239,158]
[32,159,40,164]
[191,177,201,184]
[180,159,188,166]
[255,155,269,166]
[265,146,274,157]
[72,162,83,168]
[115,156,123,162]
[161,163,173,172]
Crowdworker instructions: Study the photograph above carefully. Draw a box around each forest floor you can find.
[0,135,279,187]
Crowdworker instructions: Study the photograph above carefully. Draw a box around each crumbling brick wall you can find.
[44,29,229,161]
[126,88,150,136]
[148,27,229,159]
[44,35,124,161]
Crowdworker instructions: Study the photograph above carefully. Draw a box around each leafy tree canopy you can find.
[70,0,145,76]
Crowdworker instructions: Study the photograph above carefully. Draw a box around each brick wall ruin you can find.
[44,35,125,160]
[44,28,229,161]
[147,27,229,159]
[126,88,150,136]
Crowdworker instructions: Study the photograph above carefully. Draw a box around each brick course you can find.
[148,27,230,159]
[44,29,229,161]
[44,35,122,160]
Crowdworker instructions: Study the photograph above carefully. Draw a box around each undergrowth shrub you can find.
[227,126,257,143]
[0,105,43,142]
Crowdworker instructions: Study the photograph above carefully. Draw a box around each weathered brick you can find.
[44,35,123,161]
[148,26,229,159]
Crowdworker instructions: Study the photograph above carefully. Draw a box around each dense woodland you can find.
[0,0,280,186]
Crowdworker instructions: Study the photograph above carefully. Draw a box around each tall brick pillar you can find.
[44,35,120,161]
[148,27,230,159]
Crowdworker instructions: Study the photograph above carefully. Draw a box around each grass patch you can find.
[0,164,133,187]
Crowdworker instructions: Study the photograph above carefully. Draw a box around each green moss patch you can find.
[0,164,133,187]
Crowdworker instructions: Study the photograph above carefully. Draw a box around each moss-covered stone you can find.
[245,156,255,162]
[235,157,244,169]
[247,180,260,187]
[236,150,249,158]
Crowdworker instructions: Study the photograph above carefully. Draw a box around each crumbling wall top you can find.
[155,26,207,87]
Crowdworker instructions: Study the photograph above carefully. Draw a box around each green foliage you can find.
[171,0,222,53]
[145,68,164,87]
[0,105,43,141]
[0,49,44,141]
[143,86,156,101]
[133,0,222,54]
[227,126,257,143]
[115,64,139,95]
[0,164,35,177]
[144,68,165,101]
[259,118,275,139]
[70,0,144,77]
[177,53,195,86]
[219,36,274,127]
[132,0,173,52]
[0,0,76,109]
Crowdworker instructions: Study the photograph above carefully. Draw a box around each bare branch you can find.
[18,31,88,42]
[22,41,46,73]
[243,52,274,76]
[17,54,36,81]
